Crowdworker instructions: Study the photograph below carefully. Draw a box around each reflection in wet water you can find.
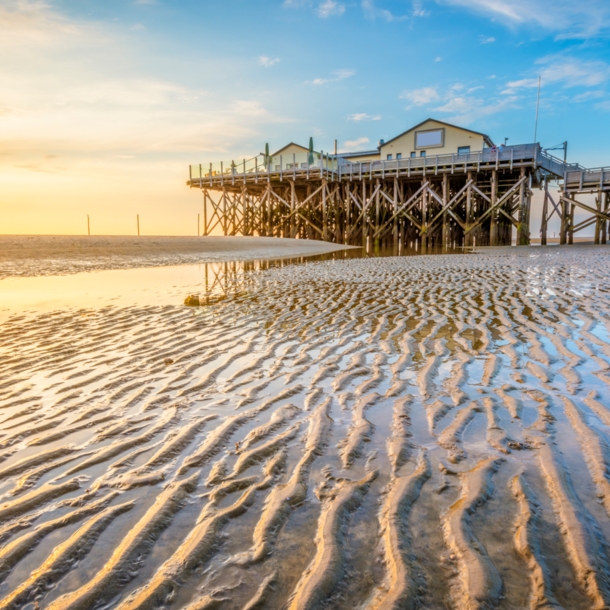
[1,246,610,609]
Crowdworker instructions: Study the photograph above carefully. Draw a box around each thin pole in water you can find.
[198,213,200,236]
[87,214,90,236]
[533,75,541,143]
[137,214,140,236]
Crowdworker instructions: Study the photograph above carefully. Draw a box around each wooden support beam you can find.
[442,173,449,251]
[517,168,529,245]
[489,169,499,246]
[540,182,549,246]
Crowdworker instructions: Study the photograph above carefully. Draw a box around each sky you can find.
[1,0,610,236]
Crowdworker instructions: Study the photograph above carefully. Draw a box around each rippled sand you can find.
[2,246,610,609]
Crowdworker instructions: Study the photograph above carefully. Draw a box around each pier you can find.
[188,124,610,250]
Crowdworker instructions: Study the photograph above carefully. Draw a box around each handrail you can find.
[188,143,607,185]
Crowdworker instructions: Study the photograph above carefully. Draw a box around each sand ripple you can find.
[1,246,610,608]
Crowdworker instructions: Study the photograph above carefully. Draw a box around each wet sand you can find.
[2,246,610,608]
[0,235,355,278]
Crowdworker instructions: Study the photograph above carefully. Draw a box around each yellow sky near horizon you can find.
[0,2,285,236]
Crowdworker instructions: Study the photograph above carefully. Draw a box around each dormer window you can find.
[387,154,392,160]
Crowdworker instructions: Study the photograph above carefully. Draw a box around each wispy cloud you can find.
[258,55,280,67]
[436,0,610,38]
[308,69,355,85]
[400,86,440,107]
[347,113,382,121]
[502,56,610,94]
[340,137,370,152]
[412,0,430,17]
[433,94,518,125]
[317,0,345,17]
[480,35,495,44]
[573,90,606,102]
[362,0,409,21]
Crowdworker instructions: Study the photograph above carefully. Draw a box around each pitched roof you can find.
[381,118,494,148]
[271,142,310,156]
[339,149,380,158]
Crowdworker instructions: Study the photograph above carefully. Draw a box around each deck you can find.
[188,144,587,192]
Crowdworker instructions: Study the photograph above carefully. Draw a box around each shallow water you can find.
[1,246,610,609]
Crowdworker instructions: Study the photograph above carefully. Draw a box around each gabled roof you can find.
[271,142,310,156]
[381,118,495,148]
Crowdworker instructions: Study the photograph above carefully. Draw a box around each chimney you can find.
[378,139,384,148]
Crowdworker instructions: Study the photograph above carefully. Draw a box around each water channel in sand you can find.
[1,245,610,609]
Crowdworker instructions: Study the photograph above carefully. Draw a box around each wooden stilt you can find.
[489,169,498,246]
[540,182,549,246]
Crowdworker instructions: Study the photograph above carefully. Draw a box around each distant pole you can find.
[563,141,568,163]
[87,214,90,236]
[198,213,200,236]
[137,214,140,236]
[334,139,337,156]
[533,75,541,143]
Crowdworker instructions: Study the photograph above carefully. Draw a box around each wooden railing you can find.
[188,143,591,187]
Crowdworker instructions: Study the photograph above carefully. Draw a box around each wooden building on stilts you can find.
[187,119,610,251]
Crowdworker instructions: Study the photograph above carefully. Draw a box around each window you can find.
[301,163,308,168]
[415,128,444,149]
[410,152,416,158]
[396,153,402,160]
[275,165,281,170]
[420,151,426,157]
[457,146,471,155]
[387,154,392,160]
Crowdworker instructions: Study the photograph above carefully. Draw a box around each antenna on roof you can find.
[533,75,541,143]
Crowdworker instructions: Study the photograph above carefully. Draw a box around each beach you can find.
[1,242,610,609]
[0,235,355,278]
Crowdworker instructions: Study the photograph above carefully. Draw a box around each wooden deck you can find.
[188,144,576,192]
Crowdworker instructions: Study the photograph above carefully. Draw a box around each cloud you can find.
[596,100,610,111]
[433,94,519,125]
[502,56,610,94]
[435,0,610,38]
[435,56,442,62]
[258,55,280,67]
[308,69,355,85]
[334,69,355,79]
[317,0,345,17]
[412,0,429,17]
[573,90,606,102]
[347,113,382,121]
[480,36,495,43]
[400,87,440,107]
[340,137,370,152]
[361,0,409,21]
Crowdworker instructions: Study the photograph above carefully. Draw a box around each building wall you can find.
[379,120,487,160]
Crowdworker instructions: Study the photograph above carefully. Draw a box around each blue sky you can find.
[1,0,609,234]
